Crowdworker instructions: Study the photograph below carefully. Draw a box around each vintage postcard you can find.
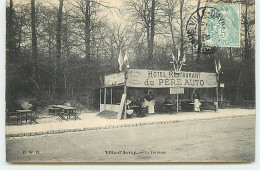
[5,0,255,163]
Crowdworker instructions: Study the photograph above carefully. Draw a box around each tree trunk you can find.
[196,0,201,61]
[236,65,243,102]
[244,3,249,63]
[56,0,63,69]
[64,14,70,57]
[55,0,64,97]
[7,0,15,64]
[30,0,39,98]
[146,23,150,58]
[236,2,249,101]
[168,19,176,56]
[71,83,74,98]
[17,20,23,58]
[64,72,67,98]
[149,0,155,61]
[85,0,91,61]
[31,0,38,78]
[229,47,232,59]
[180,0,184,59]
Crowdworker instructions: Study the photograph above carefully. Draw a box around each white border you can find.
[0,0,259,170]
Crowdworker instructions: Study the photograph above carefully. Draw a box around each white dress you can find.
[148,100,155,114]
[194,99,201,112]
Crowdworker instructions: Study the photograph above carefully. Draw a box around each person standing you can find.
[193,89,201,112]
[145,90,155,114]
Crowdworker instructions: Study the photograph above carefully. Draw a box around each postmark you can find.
[206,3,241,47]
[186,6,217,54]
[186,3,241,51]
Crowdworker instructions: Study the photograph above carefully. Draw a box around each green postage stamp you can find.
[206,3,241,47]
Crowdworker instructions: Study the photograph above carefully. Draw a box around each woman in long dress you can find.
[193,89,201,112]
[145,90,155,114]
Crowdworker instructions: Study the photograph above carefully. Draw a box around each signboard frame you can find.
[126,69,217,88]
[104,72,125,87]
[170,87,185,94]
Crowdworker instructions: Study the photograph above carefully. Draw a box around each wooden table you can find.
[16,110,34,125]
[130,105,144,117]
[164,104,175,114]
[51,105,77,120]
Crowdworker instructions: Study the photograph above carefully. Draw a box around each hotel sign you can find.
[126,69,217,88]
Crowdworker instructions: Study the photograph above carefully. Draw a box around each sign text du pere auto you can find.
[146,70,205,87]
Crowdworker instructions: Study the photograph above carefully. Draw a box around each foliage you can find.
[5,0,255,110]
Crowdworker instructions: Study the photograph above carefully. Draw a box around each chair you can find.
[6,111,19,126]
[34,107,43,117]
[71,107,82,120]
[75,108,82,120]
[29,110,40,124]
[29,107,44,124]
[56,108,67,121]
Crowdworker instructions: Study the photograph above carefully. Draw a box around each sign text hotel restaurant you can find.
[104,69,217,88]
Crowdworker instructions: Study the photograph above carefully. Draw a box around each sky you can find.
[10,0,129,26]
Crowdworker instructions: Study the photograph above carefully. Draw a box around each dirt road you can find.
[6,117,255,162]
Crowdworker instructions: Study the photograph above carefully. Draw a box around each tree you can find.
[162,0,177,55]
[160,0,191,65]
[127,0,159,63]
[196,0,206,61]
[30,0,41,98]
[6,0,15,64]
[56,0,64,70]
[4,0,255,111]
[85,0,91,61]
[149,0,155,60]
[235,0,255,101]
[31,0,38,77]
[179,0,184,59]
